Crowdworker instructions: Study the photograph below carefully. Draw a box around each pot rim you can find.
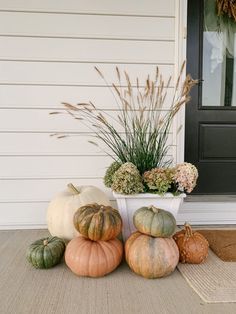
[112,191,186,199]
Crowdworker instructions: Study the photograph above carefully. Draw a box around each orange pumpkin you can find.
[65,236,123,277]
[125,232,179,279]
[173,223,209,264]
[74,203,122,241]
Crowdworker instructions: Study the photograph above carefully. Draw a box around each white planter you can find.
[113,192,186,241]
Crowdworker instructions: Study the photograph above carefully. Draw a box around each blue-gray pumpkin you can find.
[133,206,176,238]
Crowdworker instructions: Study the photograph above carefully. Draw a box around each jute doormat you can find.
[197,229,236,262]
[178,250,236,303]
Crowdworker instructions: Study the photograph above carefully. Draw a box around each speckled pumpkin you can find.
[65,236,123,277]
[73,203,122,241]
[26,236,65,269]
[173,223,209,264]
[125,232,179,279]
[47,183,111,241]
[133,206,176,238]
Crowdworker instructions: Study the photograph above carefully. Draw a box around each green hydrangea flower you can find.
[112,162,144,195]
[143,168,174,194]
[104,161,122,188]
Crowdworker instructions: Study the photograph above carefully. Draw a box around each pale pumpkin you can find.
[47,184,110,241]
[173,223,209,264]
[26,236,65,269]
[65,236,123,277]
[133,206,176,237]
[74,203,122,241]
[125,232,179,279]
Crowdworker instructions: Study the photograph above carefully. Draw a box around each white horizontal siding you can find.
[0,133,112,156]
[0,109,171,132]
[0,179,113,202]
[0,156,111,179]
[0,0,175,16]
[0,62,174,86]
[0,0,178,228]
[0,37,174,63]
[0,12,174,40]
[0,203,48,228]
[0,133,174,156]
[0,85,174,109]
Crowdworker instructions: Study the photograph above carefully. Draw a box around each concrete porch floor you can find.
[0,229,236,314]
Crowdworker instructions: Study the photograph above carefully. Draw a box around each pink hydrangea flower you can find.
[174,162,198,193]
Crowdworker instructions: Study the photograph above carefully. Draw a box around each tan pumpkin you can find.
[125,232,179,279]
[133,206,176,238]
[65,236,123,277]
[74,203,122,241]
[173,223,209,264]
[47,183,110,241]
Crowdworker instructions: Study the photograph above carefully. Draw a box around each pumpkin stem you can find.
[184,222,193,236]
[67,183,80,194]
[43,239,48,246]
[150,205,159,214]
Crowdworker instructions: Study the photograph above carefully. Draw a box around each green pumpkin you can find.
[26,236,65,269]
[133,206,176,238]
[74,203,122,241]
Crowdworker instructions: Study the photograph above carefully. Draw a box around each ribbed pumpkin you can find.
[65,236,123,277]
[125,232,179,279]
[73,203,122,241]
[47,183,111,241]
[133,206,176,237]
[26,236,65,269]
[173,223,209,264]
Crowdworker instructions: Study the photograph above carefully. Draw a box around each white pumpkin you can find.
[47,183,111,241]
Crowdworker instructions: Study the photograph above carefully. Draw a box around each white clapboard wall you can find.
[0,0,181,228]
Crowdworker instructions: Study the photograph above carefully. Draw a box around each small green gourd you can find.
[26,236,65,269]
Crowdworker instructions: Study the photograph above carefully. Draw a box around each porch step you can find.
[185,195,236,203]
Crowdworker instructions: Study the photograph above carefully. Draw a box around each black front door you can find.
[185,0,236,194]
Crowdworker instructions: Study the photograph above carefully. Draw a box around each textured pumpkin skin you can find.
[173,224,209,264]
[133,206,176,238]
[47,184,111,241]
[125,232,179,279]
[26,236,65,269]
[74,203,122,241]
[65,236,123,277]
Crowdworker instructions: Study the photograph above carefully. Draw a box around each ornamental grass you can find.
[51,62,197,175]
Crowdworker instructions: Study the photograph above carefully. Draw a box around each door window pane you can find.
[202,0,236,107]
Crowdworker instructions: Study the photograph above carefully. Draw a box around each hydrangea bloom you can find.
[143,168,174,194]
[174,162,198,193]
[104,161,122,188]
[112,162,144,195]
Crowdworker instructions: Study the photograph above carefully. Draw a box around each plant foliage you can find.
[52,63,197,174]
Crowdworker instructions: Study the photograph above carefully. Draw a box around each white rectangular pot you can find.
[113,192,186,241]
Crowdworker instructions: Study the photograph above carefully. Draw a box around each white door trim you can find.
[174,0,236,225]
[174,0,188,165]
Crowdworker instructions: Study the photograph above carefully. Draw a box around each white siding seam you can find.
[0,59,174,65]
[0,83,175,88]
[0,35,174,43]
[0,10,175,18]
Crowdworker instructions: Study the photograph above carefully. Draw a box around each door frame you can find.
[175,0,236,224]
[174,0,188,165]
